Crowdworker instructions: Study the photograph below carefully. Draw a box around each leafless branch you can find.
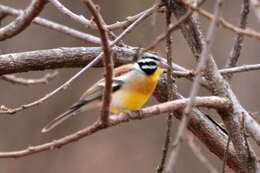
[225,0,249,80]
[0,4,101,44]
[84,0,113,125]
[186,133,218,173]
[0,0,46,41]
[1,47,260,77]
[49,0,94,29]
[165,0,223,172]
[183,0,260,42]
[156,4,175,172]
[146,0,206,51]
[1,71,58,86]
[222,135,231,173]
[0,96,229,158]
[169,0,260,172]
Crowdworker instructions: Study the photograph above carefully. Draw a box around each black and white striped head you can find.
[136,56,161,75]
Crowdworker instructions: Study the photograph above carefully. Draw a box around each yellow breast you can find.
[110,68,163,113]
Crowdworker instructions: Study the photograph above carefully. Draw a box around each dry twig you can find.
[186,133,218,173]
[183,0,260,41]
[84,0,113,125]
[225,0,249,80]
[156,4,175,172]
[1,71,58,86]
[0,0,46,41]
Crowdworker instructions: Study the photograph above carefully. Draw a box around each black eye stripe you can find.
[142,56,160,62]
[139,61,157,66]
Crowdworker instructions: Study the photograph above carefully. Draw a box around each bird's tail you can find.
[41,108,79,133]
[41,100,88,133]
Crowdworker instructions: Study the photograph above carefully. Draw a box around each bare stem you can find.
[0,0,46,41]
[84,0,113,125]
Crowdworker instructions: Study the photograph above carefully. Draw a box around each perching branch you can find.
[0,96,230,158]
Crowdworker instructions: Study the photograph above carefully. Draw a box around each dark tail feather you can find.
[41,100,88,133]
[41,108,78,133]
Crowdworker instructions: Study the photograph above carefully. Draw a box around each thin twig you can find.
[165,0,223,172]
[0,0,46,41]
[0,96,229,158]
[49,0,156,31]
[222,134,231,173]
[183,0,260,41]
[49,0,94,29]
[84,0,113,125]
[225,0,249,80]
[1,71,58,86]
[156,4,175,173]
[0,4,101,44]
[146,0,207,51]
[174,63,260,78]
[186,133,218,173]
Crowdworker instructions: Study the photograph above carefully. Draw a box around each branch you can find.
[0,0,46,41]
[84,0,113,125]
[156,4,175,172]
[0,96,230,158]
[168,0,260,172]
[146,0,206,51]
[1,71,58,86]
[0,4,101,44]
[183,0,260,42]
[1,47,260,77]
[225,0,249,80]
[165,0,222,171]
[186,133,218,173]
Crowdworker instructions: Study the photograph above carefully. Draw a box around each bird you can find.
[41,55,169,133]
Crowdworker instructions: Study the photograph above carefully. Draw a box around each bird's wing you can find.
[113,63,134,77]
[42,78,124,133]
[79,63,134,102]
